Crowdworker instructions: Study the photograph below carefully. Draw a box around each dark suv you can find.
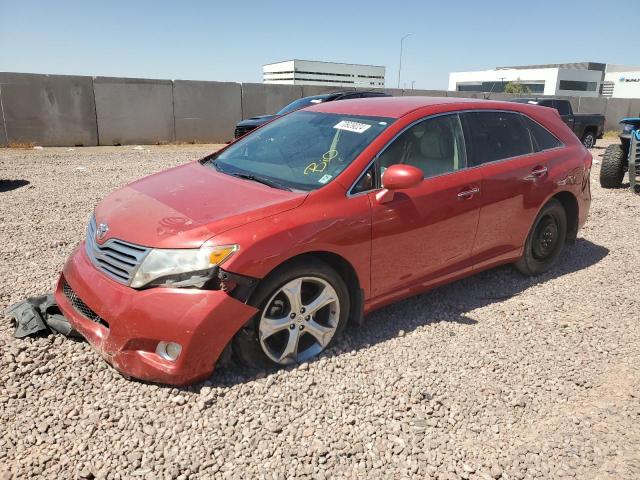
[234,91,390,138]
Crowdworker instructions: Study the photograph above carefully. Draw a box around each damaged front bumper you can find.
[55,244,258,385]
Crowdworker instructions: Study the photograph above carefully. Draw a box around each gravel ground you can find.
[1,140,639,480]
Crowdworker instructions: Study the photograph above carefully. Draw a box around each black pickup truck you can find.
[512,98,605,148]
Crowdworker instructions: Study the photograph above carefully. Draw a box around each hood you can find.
[94,161,306,248]
[236,115,277,127]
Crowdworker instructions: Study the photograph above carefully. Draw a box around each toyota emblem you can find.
[96,223,109,241]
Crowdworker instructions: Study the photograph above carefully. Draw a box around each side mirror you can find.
[376,164,424,204]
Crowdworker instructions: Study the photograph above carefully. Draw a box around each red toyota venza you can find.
[55,97,592,385]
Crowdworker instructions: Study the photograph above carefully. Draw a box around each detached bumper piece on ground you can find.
[4,294,78,338]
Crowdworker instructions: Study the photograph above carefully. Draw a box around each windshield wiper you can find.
[227,172,292,191]
[208,160,292,191]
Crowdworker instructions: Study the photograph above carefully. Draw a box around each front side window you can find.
[378,114,467,179]
[463,111,533,165]
[209,111,394,191]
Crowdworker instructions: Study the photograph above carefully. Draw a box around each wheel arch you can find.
[550,190,579,244]
[251,250,365,326]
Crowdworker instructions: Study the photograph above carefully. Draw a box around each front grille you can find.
[63,279,109,328]
[234,125,256,138]
[86,216,150,285]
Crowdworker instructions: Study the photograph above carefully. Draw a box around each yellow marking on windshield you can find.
[304,162,327,174]
[323,150,338,161]
[304,149,339,175]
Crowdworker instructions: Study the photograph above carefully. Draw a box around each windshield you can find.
[210,111,394,191]
[276,95,329,115]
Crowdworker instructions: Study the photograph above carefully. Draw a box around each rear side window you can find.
[522,116,563,151]
[463,112,533,165]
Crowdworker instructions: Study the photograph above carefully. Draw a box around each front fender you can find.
[212,191,373,298]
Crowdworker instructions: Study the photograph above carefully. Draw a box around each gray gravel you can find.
[1,141,639,479]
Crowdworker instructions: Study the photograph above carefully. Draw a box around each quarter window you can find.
[352,164,376,194]
[378,114,467,179]
[522,116,563,151]
[463,112,533,165]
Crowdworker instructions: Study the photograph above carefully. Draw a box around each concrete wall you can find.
[577,97,607,115]
[446,91,484,99]
[604,98,632,130]
[383,88,404,97]
[174,80,242,143]
[0,72,97,146]
[94,77,174,145]
[2,71,640,147]
[241,83,302,119]
[405,89,448,97]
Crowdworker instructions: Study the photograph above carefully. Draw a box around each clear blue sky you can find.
[1,0,638,90]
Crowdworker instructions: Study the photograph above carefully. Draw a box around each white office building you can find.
[601,64,640,98]
[449,63,608,97]
[263,59,385,88]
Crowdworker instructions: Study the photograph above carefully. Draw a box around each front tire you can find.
[516,199,567,276]
[233,259,349,369]
[599,144,626,188]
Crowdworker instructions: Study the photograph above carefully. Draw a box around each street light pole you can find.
[397,33,412,89]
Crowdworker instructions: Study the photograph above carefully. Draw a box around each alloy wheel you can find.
[258,277,340,365]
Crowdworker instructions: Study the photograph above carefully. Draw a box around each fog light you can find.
[156,341,182,361]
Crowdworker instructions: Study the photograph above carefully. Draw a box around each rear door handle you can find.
[525,166,548,181]
[457,186,480,199]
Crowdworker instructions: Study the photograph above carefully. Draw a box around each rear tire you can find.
[599,144,626,188]
[581,131,596,149]
[516,199,567,276]
[233,259,349,370]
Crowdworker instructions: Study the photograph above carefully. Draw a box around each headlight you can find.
[622,124,633,134]
[130,244,238,289]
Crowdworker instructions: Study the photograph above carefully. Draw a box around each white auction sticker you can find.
[318,174,332,184]
[333,120,371,134]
